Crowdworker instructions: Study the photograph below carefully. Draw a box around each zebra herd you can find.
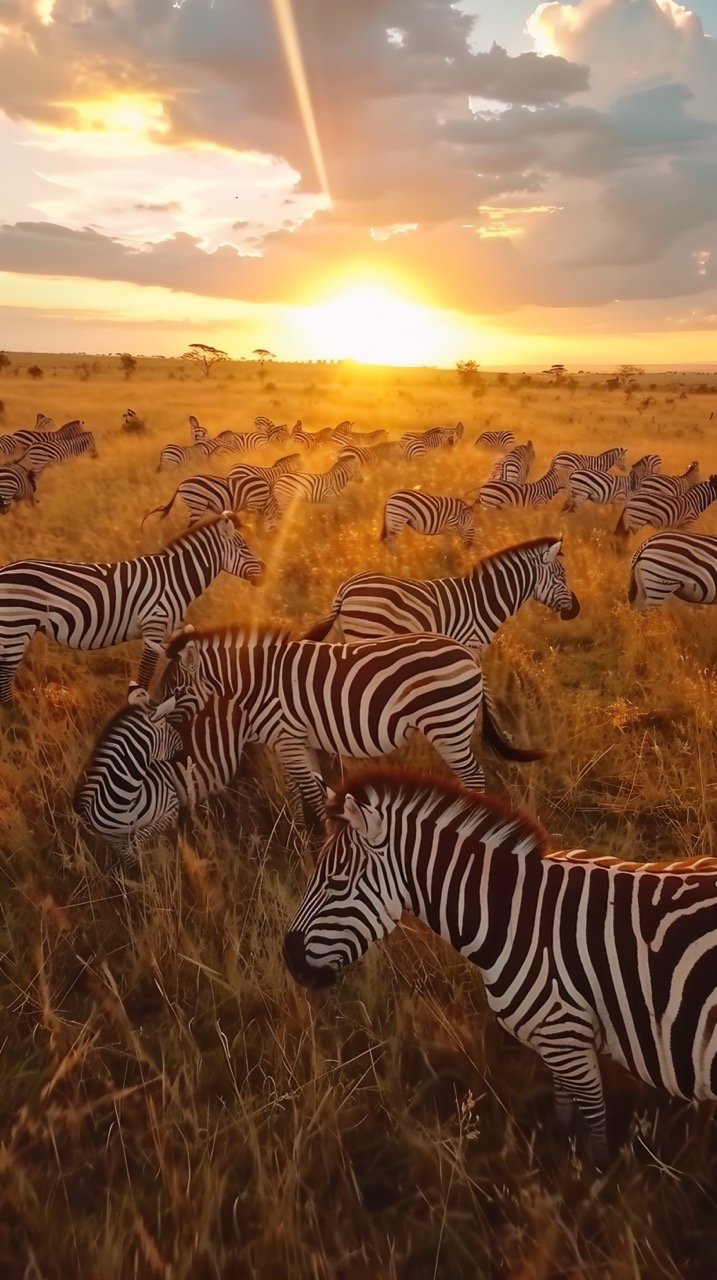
[2,403,717,1168]
[0,413,97,513]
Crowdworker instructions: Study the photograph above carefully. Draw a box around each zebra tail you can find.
[301,604,339,641]
[379,506,388,541]
[141,493,176,528]
[481,681,546,763]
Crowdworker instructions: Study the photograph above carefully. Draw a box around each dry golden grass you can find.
[1,355,717,1279]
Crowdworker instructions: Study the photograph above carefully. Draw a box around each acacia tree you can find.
[119,353,137,380]
[183,343,229,378]
[543,363,567,385]
[0,352,10,375]
[455,359,485,397]
[253,348,276,382]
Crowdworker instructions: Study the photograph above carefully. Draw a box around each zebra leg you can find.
[420,724,486,791]
[544,1047,609,1169]
[273,738,327,829]
[0,643,31,705]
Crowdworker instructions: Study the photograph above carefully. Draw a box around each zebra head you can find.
[614,448,628,472]
[216,513,264,584]
[284,787,406,989]
[532,538,580,619]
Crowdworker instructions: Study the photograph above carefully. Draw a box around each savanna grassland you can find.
[1,354,717,1280]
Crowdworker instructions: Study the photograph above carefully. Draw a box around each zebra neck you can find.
[470,558,533,637]
[399,825,545,973]
[171,526,223,592]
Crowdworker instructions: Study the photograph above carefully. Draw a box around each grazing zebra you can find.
[629,532,717,608]
[615,475,717,539]
[284,769,717,1165]
[564,469,635,512]
[476,430,516,450]
[479,465,568,511]
[550,446,627,478]
[227,455,302,514]
[157,438,218,471]
[381,490,476,548]
[488,441,534,484]
[303,536,580,647]
[20,430,97,475]
[0,464,37,513]
[264,457,362,530]
[149,627,544,828]
[0,515,263,704]
[638,461,700,496]
[75,684,247,843]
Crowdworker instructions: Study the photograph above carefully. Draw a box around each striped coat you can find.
[564,469,635,512]
[550,446,627,478]
[638,461,700,496]
[615,475,717,538]
[380,490,476,547]
[476,430,516,450]
[0,464,37,513]
[0,515,263,703]
[264,458,362,530]
[479,465,568,511]
[20,430,97,475]
[227,456,302,515]
[303,536,580,646]
[157,438,218,471]
[487,441,534,484]
[284,769,717,1165]
[149,627,544,827]
[629,532,717,608]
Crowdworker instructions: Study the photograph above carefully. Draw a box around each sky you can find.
[1,0,716,366]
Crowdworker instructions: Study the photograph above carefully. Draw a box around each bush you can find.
[27,365,43,379]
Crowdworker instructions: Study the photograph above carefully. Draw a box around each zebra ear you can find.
[340,794,384,843]
[543,539,563,564]
[189,415,199,428]
[128,684,151,709]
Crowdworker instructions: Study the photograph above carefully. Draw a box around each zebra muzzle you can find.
[283,931,338,989]
[560,593,581,620]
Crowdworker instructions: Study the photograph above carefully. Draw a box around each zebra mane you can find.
[163,622,292,659]
[473,536,560,575]
[327,767,548,856]
[544,849,717,876]
[160,513,241,552]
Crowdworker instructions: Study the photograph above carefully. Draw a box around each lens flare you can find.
[269,0,331,200]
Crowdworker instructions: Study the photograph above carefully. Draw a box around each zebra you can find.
[487,441,534,484]
[157,438,218,472]
[142,475,233,529]
[148,627,544,828]
[260,418,290,444]
[11,418,83,453]
[0,464,38,514]
[283,767,717,1166]
[337,443,401,469]
[263,457,362,530]
[399,424,462,460]
[123,409,142,430]
[564,469,635,512]
[290,421,329,450]
[0,435,19,458]
[214,427,269,453]
[330,421,355,448]
[303,536,580,647]
[630,454,662,483]
[629,532,717,608]
[550,446,627,479]
[381,491,476,548]
[75,684,247,843]
[637,461,700,496]
[615,475,717,539]
[342,427,388,446]
[227,455,302,514]
[476,430,516,450]
[479,465,569,511]
[0,514,263,704]
[19,430,97,475]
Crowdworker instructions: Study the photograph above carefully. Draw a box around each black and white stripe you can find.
[20,429,97,475]
[629,532,717,608]
[0,464,37,513]
[0,515,263,703]
[399,424,463,460]
[487,441,534,483]
[479,465,568,510]
[227,455,302,514]
[550,446,627,478]
[284,769,717,1165]
[264,458,362,530]
[303,537,580,647]
[12,418,82,453]
[630,454,662,483]
[149,627,543,827]
[564,469,635,512]
[75,684,246,843]
[380,490,476,547]
[638,461,700,496]
[615,475,717,538]
[157,438,218,471]
[476,430,516,450]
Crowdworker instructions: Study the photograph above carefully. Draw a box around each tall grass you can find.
[1,357,716,1278]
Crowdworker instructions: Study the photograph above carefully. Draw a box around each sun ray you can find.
[269,0,331,201]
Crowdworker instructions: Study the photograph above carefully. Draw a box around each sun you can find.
[301,283,455,366]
